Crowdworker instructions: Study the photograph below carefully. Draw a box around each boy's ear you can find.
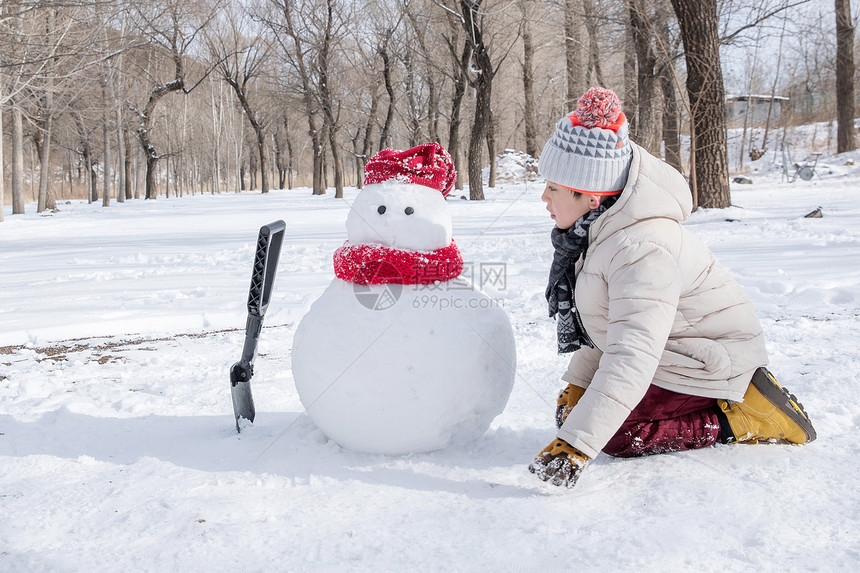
[587,195,601,209]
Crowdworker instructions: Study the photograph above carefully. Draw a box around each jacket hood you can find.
[589,144,692,246]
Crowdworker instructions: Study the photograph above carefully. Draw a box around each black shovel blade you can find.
[230,362,255,431]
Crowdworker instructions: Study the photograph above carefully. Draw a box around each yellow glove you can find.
[556,384,586,428]
[528,438,590,488]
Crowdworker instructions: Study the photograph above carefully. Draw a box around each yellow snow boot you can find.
[717,367,816,444]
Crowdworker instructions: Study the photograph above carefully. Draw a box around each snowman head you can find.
[346,143,457,252]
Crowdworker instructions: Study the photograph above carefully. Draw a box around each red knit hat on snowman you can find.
[364,142,457,197]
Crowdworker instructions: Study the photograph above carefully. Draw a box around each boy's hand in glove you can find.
[528,438,590,488]
[556,384,586,428]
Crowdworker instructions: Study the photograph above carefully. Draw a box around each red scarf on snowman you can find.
[334,143,464,286]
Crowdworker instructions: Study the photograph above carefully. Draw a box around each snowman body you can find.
[291,180,516,454]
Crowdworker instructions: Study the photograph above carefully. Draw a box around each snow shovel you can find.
[230,220,286,432]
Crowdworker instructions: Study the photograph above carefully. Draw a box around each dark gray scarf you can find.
[545,196,617,353]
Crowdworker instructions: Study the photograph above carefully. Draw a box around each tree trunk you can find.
[623,11,638,135]
[255,127,268,193]
[228,80,269,194]
[328,125,344,198]
[138,123,161,199]
[461,0,493,201]
[275,132,285,189]
[103,85,111,207]
[86,143,98,203]
[312,145,323,193]
[655,5,682,173]
[669,0,731,209]
[486,108,497,189]
[379,40,395,151]
[468,81,490,200]
[0,95,4,222]
[36,113,55,212]
[116,108,126,202]
[209,75,221,195]
[285,114,295,189]
[308,124,324,195]
[448,42,469,192]
[318,0,343,199]
[427,73,440,145]
[136,74,185,200]
[351,130,362,187]
[12,104,26,215]
[407,9,440,145]
[582,0,606,87]
[835,0,857,153]
[521,3,539,158]
[659,69,683,173]
[760,16,788,155]
[629,0,659,154]
[564,0,585,110]
[123,128,133,200]
[404,49,420,147]
[358,82,378,190]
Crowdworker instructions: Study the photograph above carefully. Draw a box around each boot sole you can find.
[751,367,817,443]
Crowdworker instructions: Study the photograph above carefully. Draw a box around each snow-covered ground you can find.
[2,148,859,571]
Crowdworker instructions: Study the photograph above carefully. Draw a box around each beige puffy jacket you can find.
[556,144,768,458]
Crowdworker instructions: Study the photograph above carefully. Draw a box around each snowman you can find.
[291,142,517,454]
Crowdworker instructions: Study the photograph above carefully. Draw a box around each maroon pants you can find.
[602,385,721,458]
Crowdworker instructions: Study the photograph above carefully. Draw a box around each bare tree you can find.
[316,0,349,198]
[72,109,99,203]
[377,28,398,151]
[130,0,217,200]
[628,0,660,155]
[519,0,539,158]
[405,4,445,146]
[563,0,586,110]
[443,0,516,200]
[835,0,857,153]
[266,0,332,195]
[654,2,682,173]
[439,4,468,190]
[582,0,606,87]
[669,0,731,209]
[208,3,273,193]
[349,22,384,189]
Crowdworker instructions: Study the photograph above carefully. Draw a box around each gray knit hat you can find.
[538,87,632,195]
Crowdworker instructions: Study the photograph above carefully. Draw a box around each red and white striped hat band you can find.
[538,87,633,195]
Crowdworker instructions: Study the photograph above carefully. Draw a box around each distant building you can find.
[725,94,789,128]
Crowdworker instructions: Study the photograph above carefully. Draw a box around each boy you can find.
[529,87,816,488]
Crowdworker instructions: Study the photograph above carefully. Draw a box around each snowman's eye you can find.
[404,207,414,215]
[377,205,386,214]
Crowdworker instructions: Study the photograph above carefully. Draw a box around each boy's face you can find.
[541,182,600,230]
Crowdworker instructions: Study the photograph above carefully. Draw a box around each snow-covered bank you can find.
[1,157,859,571]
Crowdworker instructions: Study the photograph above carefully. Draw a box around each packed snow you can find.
[2,146,860,571]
